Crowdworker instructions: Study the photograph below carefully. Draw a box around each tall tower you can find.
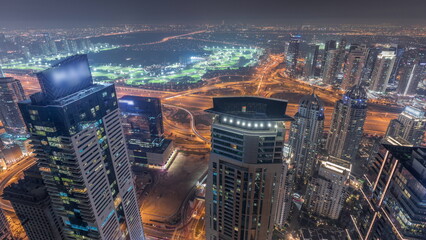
[350,145,426,240]
[303,44,319,79]
[3,165,65,240]
[326,85,368,162]
[286,35,301,78]
[341,44,367,90]
[19,55,145,240]
[205,96,293,240]
[0,75,27,134]
[369,50,396,93]
[385,106,426,146]
[290,94,324,183]
[306,157,350,220]
[397,49,426,96]
[322,49,339,85]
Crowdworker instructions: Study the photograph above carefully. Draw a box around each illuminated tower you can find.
[341,44,367,90]
[303,44,320,79]
[369,50,396,93]
[0,75,27,134]
[385,106,426,146]
[322,49,339,85]
[290,94,324,183]
[286,35,301,78]
[306,157,350,220]
[19,55,145,240]
[350,144,426,240]
[205,97,293,240]
[326,85,368,162]
[397,50,426,96]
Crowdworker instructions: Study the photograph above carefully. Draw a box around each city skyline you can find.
[0,9,425,240]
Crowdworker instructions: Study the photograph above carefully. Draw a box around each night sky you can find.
[2,0,426,27]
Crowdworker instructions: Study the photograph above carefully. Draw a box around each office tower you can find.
[322,49,339,85]
[119,96,174,168]
[305,157,350,220]
[369,50,396,93]
[341,44,367,90]
[385,106,426,146]
[290,94,324,183]
[303,44,319,79]
[205,96,293,240]
[0,76,27,134]
[42,33,58,55]
[61,39,71,54]
[326,85,368,161]
[350,144,426,240]
[286,35,301,78]
[361,47,381,83]
[19,55,145,240]
[0,209,12,240]
[397,50,426,96]
[3,165,65,240]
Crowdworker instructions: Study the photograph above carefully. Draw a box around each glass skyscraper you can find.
[19,55,145,240]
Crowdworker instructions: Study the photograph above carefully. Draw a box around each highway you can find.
[0,156,37,212]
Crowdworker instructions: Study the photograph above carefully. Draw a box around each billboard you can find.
[36,54,93,100]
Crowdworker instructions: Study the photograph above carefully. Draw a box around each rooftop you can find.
[205,96,293,121]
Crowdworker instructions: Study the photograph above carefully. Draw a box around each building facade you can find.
[341,45,367,90]
[326,85,368,162]
[385,106,426,146]
[369,50,396,93]
[290,94,324,183]
[3,165,65,240]
[19,55,145,240]
[205,96,293,240]
[305,157,351,220]
[350,144,426,240]
[0,76,27,134]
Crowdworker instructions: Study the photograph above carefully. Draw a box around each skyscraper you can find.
[322,49,339,85]
[350,144,426,240]
[326,85,368,161]
[0,75,27,134]
[341,44,367,90]
[205,96,293,240]
[385,106,426,146]
[397,50,426,96]
[286,35,301,78]
[320,40,337,78]
[19,55,145,240]
[119,96,174,168]
[303,44,319,79]
[369,50,396,93]
[361,47,381,83]
[3,165,65,240]
[290,94,324,183]
[305,157,351,220]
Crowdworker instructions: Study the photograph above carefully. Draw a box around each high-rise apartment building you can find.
[205,96,293,240]
[305,157,351,220]
[341,44,367,90]
[385,106,426,146]
[0,75,27,134]
[350,144,426,240]
[369,50,396,93]
[326,85,368,161]
[19,55,145,240]
[3,165,65,240]
[322,49,339,85]
[290,94,324,183]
